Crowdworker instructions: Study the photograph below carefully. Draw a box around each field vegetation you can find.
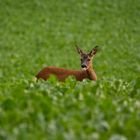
[0,0,140,139]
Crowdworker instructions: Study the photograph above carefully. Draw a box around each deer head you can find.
[76,45,98,70]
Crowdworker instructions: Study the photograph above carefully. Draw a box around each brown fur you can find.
[36,66,97,81]
[36,46,98,81]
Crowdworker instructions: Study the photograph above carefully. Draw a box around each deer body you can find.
[36,66,97,81]
[36,46,98,81]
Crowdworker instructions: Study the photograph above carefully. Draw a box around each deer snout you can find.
[81,64,87,68]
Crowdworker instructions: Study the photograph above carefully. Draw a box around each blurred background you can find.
[0,1,140,140]
[0,0,139,83]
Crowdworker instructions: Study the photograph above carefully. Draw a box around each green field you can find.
[0,0,140,139]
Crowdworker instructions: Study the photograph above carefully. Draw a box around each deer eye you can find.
[80,59,83,61]
[87,58,90,61]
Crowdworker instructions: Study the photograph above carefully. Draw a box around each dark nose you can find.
[81,64,87,68]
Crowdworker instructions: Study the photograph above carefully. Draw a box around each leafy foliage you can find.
[0,0,140,140]
[0,77,140,140]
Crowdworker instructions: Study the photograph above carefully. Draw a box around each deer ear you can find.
[89,46,99,57]
[76,45,84,55]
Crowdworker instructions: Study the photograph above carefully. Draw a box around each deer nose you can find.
[81,64,87,68]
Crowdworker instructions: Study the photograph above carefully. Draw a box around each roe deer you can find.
[36,46,98,81]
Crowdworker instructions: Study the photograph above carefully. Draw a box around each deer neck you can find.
[86,62,97,81]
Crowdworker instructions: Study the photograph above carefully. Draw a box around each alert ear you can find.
[76,45,84,55]
[89,46,99,57]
